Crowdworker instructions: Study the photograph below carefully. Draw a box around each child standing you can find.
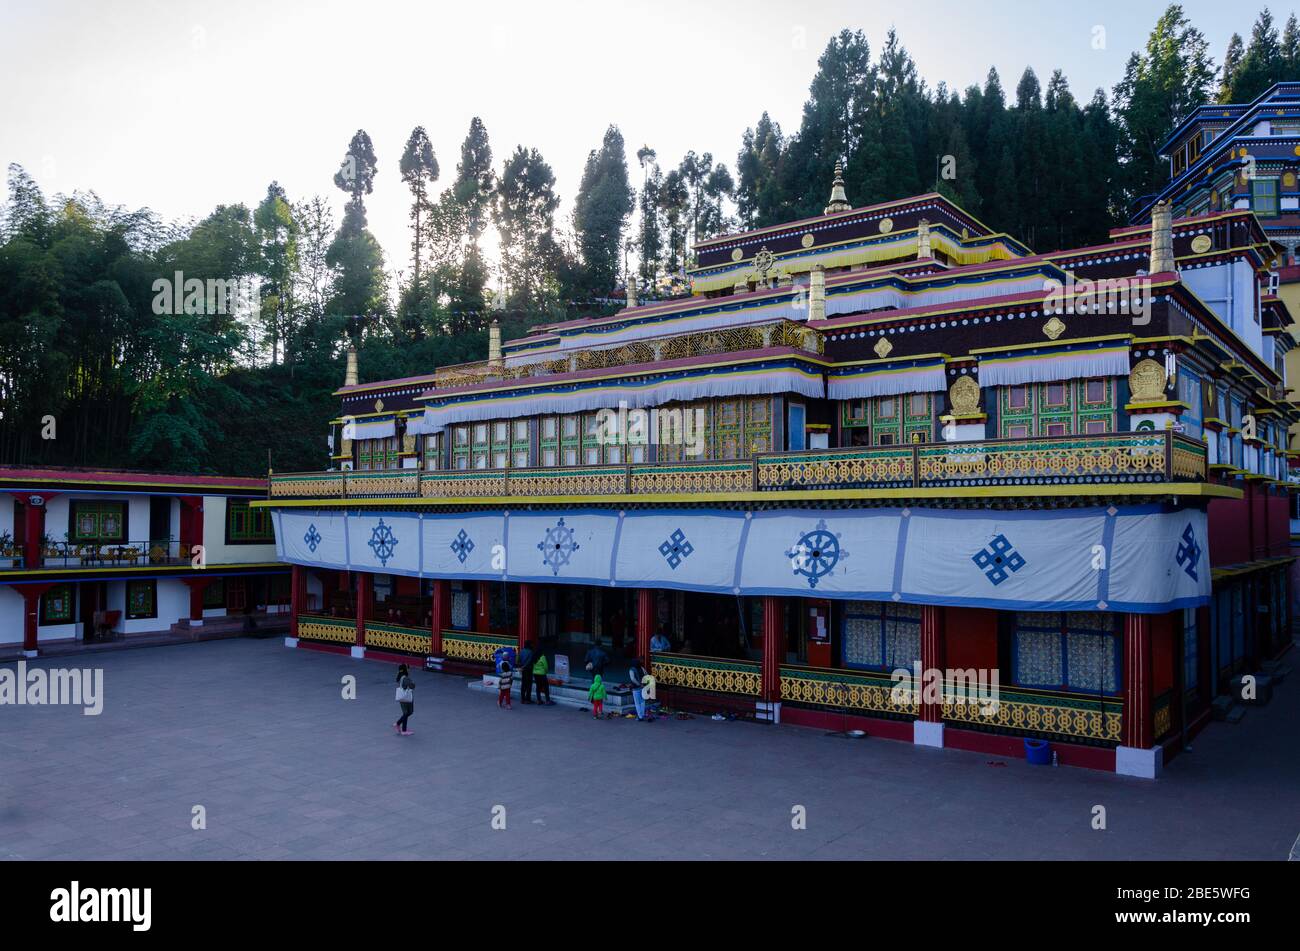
[587,673,606,718]
[497,660,514,709]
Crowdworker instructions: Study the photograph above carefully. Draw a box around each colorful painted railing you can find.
[915,431,1205,488]
[940,682,1122,744]
[779,665,918,717]
[421,465,628,499]
[649,652,761,697]
[297,614,355,645]
[756,445,914,490]
[364,621,432,655]
[440,631,516,665]
[268,431,1205,500]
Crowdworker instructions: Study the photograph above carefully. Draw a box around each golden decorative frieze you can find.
[780,667,918,716]
[650,654,761,696]
[298,615,355,644]
[941,684,1121,743]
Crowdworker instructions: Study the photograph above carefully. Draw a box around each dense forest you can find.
[1,4,1296,477]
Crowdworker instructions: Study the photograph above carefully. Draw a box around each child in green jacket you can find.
[531,651,552,704]
[587,674,607,718]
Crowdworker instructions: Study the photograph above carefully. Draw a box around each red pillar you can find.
[636,588,655,666]
[179,496,203,560]
[761,596,784,702]
[355,573,372,647]
[182,577,212,626]
[19,583,53,654]
[430,579,450,656]
[919,606,945,723]
[475,580,492,634]
[13,495,52,569]
[290,566,306,638]
[518,582,537,652]
[1122,614,1153,749]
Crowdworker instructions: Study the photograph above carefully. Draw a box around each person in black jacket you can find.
[518,641,536,704]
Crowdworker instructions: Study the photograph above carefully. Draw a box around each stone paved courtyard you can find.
[1,637,1296,860]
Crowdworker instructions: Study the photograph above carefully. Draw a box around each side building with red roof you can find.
[0,468,290,656]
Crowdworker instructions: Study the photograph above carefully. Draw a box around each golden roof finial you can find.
[824,161,851,215]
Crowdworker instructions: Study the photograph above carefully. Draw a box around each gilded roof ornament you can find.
[824,162,851,215]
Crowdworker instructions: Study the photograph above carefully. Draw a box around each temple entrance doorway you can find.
[531,584,636,688]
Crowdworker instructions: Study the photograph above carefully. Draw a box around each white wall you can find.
[202,496,278,565]
[1182,261,1264,357]
[0,586,23,644]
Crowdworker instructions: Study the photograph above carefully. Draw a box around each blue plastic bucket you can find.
[1024,738,1051,765]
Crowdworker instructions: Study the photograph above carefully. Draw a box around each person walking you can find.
[587,673,607,718]
[518,641,537,704]
[394,664,415,735]
[627,659,649,721]
[584,642,610,676]
[531,648,553,704]
[497,660,514,710]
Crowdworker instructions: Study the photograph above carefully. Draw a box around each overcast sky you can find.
[0,0,1271,281]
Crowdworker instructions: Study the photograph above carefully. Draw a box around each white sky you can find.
[0,0,1267,286]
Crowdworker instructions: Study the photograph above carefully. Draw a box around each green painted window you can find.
[998,378,1116,438]
[126,580,156,620]
[39,584,74,625]
[1252,177,1279,217]
[203,578,226,609]
[472,422,490,469]
[227,499,274,544]
[70,500,125,543]
[451,424,471,470]
[357,436,399,471]
[422,432,443,470]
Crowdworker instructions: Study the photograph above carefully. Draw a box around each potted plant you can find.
[41,532,62,558]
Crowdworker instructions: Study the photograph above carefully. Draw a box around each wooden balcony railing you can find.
[268,430,1206,501]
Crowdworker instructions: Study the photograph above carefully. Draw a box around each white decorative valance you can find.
[977,346,1130,387]
[421,365,824,431]
[274,504,1209,614]
[403,413,437,436]
[824,273,1049,321]
[346,418,396,440]
[827,362,948,400]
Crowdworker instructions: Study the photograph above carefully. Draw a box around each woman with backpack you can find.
[394,664,416,735]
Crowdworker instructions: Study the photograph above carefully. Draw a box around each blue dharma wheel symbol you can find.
[786,521,846,589]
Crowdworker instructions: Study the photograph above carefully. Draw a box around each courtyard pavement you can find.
[0,637,1296,860]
